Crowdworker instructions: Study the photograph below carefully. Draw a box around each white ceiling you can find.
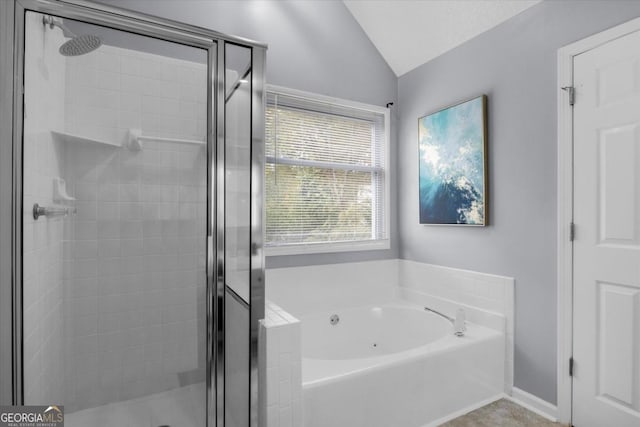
[343,0,542,76]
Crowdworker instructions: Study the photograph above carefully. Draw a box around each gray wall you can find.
[397,0,640,404]
[97,0,399,268]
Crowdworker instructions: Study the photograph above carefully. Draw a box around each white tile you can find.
[74,334,98,355]
[120,56,140,76]
[75,182,97,201]
[119,202,141,220]
[97,202,119,221]
[139,58,163,80]
[74,259,97,278]
[93,69,120,91]
[267,367,279,406]
[120,239,144,256]
[267,406,279,427]
[73,240,98,259]
[279,405,292,427]
[279,328,295,353]
[180,84,201,102]
[279,380,292,406]
[97,183,119,201]
[75,201,97,221]
[141,113,159,133]
[143,78,164,97]
[97,220,120,239]
[92,88,121,110]
[120,74,141,95]
[161,62,179,82]
[158,81,180,99]
[292,399,303,427]
[120,220,143,239]
[118,109,141,130]
[97,239,120,258]
[120,93,141,115]
[279,353,292,383]
[98,258,120,277]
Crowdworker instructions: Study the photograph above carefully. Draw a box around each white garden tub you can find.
[301,300,504,427]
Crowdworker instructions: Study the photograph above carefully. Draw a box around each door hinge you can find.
[562,86,575,106]
[569,222,575,242]
[569,357,574,377]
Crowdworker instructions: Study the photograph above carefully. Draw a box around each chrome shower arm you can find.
[43,15,76,37]
[42,14,102,56]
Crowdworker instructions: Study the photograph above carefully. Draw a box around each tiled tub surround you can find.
[265,259,514,427]
[399,260,515,395]
[259,302,303,427]
[22,20,208,416]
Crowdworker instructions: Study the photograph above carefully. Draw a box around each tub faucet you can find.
[424,306,466,337]
[453,308,466,337]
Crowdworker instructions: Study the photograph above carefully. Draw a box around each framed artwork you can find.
[418,95,488,225]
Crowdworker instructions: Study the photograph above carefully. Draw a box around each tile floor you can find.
[441,399,566,427]
[65,382,205,427]
[66,390,565,427]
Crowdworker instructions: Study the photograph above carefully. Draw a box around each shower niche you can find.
[14,2,265,427]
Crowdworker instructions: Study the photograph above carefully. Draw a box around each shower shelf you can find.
[127,128,205,151]
[51,130,121,148]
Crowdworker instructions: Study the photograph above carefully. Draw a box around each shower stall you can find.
[5,0,265,426]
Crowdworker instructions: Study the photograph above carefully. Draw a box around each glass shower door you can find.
[221,42,265,427]
[20,9,211,426]
[223,43,252,427]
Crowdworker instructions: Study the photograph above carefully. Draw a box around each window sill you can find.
[265,239,390,257]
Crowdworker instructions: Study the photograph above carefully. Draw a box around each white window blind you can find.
[265,88,389,253]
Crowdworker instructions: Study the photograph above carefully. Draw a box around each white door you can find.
[573,29,640,427]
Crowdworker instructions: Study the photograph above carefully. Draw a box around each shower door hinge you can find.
[569,222,575,242]
[569,357,574,377]
[562,86,575,106]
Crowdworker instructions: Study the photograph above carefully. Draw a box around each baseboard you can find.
[422,394,504,427]
[508,387,558,422]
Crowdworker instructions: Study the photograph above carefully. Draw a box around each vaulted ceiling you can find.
[343,0,542,76]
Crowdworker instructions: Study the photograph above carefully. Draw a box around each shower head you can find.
[43,15,102,56]
[59,35,102,57]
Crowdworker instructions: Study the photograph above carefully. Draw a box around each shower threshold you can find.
[65,382,205,427]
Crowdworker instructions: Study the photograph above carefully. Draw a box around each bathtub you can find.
[301,300,505,427]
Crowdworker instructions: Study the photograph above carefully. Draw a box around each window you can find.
[265,86,390,255]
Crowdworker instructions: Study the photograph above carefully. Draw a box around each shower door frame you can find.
[9,1,266,426]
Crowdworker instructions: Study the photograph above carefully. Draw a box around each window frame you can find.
[264,85,391,256]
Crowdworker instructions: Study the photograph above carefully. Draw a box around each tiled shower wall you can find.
[65,44,206,146]
[61,45,207,411]
[22,12,67,405]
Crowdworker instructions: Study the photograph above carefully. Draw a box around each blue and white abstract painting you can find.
[418,95,487,225]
